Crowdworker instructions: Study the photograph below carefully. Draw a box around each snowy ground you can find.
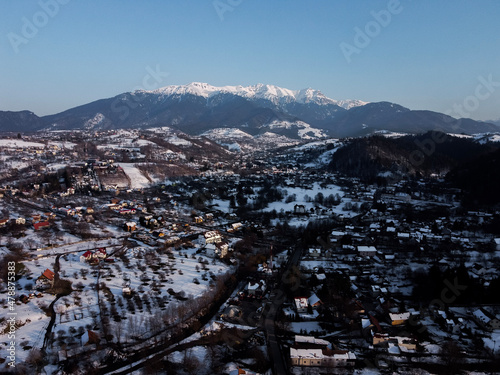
[0,139,76,149]
[262,182,355,218]
[0,232,232,370]
[116,163,152,189]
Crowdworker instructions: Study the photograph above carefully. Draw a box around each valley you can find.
[0,127,500,374]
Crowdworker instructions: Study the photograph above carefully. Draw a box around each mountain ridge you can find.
[0,82,498,138]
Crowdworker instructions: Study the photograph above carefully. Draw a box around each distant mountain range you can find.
[1,82,498,138]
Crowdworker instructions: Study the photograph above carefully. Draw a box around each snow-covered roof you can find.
[358,246,377,253]
[295,335,329,346]
[290,347,356,360]
[308,293,322,306]
[388,343,401,355]
[389,312,410,322]
[473,309,491,324]
[290,347,323,359]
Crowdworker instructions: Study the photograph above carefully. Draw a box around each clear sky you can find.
[1,0,499,121]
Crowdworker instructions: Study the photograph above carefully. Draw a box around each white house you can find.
[294,297,309,313]
[200,230,222,245]
[357,246,377,257]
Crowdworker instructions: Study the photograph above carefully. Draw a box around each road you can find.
[264,244,303,375]
[42,254,62,351]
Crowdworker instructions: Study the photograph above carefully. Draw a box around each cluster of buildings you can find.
[290,336,356,368]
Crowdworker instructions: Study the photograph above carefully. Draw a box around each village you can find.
[0,130,500,374]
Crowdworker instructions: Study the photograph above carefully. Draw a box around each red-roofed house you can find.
[94,248,107,259]
[80,251,93,262]
[42,269,55,280]
[36,268,55,289]
[34,221,50,230]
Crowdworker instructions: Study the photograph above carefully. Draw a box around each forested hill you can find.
[327,132,498,181]
[447,147,500,207]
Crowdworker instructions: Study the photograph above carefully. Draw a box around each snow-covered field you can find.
[262,182,354,217]
[0,139,76,149]
[116,163,152,189]
[0,139,46,148]
[292,138,340,151]
[266,120,326,140]
[0,238,233,367]
[202,128,253,140]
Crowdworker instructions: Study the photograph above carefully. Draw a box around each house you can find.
[373,334,417,351]
[15,217,26,225]
[231,222,243,231]
[294,204,307,215]
[34,221,50,230]
[290,342,356,368]
[36,269,55,289]
[80,251,93,262]
[0,219,9,227]
[308,248,321,258]
[308,293,323,309]
[216,241,230,258]
[125,221,137,232]
[246,280,266,298]
[194,216,203,224]
[294,297,309,313]
[94,248,107,259]
[473,308,500,331]
[389,312,410,326]
[201,230,222,245]
[357,246,377,257]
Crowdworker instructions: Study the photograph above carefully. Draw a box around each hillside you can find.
[447,147,500,206]
[327,132,498,180]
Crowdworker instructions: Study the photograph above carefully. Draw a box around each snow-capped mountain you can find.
[1,82,499,138]
[149,82,366,110]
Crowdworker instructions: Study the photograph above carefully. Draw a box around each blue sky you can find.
[1,0,499,121]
